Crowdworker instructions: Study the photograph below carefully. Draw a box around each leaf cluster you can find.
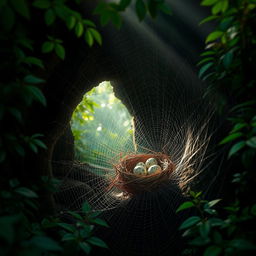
[177,192,256,256]
[179,0,256,254]
[0,185,109,256]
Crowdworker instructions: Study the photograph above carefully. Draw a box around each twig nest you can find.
[108,153,175,195]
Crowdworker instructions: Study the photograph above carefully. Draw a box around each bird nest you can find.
[108,153,175,195]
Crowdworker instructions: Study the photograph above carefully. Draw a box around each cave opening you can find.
[70,81,134,169]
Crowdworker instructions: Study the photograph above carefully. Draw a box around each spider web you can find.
[50,3,224,255]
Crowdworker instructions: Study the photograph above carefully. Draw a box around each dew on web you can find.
[53,74,216,212]
[50,17,222,254]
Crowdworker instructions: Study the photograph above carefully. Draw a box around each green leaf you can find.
[10,0,30,19]
[206,31,223,43]
[199,221,210,238]
[62,233,76,241]
[223,51,234,68]
[231,100,256,112]
[15,187,38,198]
[212,0,228,14]
[204,208,217,215]
[33,0,50,9]
[148,0,158,18]
[176,201,195,213]
[228,141,246,158]
[200,50,215,56]
[66,16,76,30]
[189,191,196,197]
[109,11,122,29]
[57,223,76,232]
[136,0,147,21]
[91,218,109,227]
[197,57,214,66]
[201,0,218,6]
[209,218,224,227]
[119,0,132,11]
[213,230,223,243]
[220,16,234,30]
[67,211,83,220]
[195,191,202,198]
[222,0,229,12]
[75,22,84,37]
[203,246,222,256]
[89,28,102,45]
[8,107,22,122]
[179,216,201,230]
[42,41,54,53]
[1,6,15,30]
[85,29,94,47]
[83,19,96,27]
[33,139,47,149]
[231,123,247,133]
[54,5,69,20]
[94,2,107,15]
[199,15,218,25]
[81,224,94,236]
[229,239,256,250]
[246,137,256,148]
[9,179,20,188]
[219,132,243,145]
[189,236,209,246]
[208,199,221,207]
[45,9,56,25]
[18,38,34,50]
[30,236,62,251]
[82,201,91,212]
[158,3,172,15]
[29,142,38,153]
[25,85,47,106]
[31,133,44,139]
[24,57,44,68]
[55,38,63,44]
[15,144,25,156]
[199,62,213,78]
[79,242,91,254]
[55,44,65,60]
[100,12,111,26]
[89,211,101,218]
[87,237,108,248]
[24,75,45,84]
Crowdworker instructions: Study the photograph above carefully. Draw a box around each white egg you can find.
[145,158,158,168]
[147,164,162,175]
[136,162,146,168]
[133,165,146,175]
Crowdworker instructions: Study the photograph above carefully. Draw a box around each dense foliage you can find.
[176,0,256,255]
[0,0,170,255]
[1,0,255,255]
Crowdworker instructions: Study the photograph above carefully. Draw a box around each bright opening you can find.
[71,81,134,166]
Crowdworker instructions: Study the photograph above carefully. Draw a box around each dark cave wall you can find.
[27,1,227,254]
[29,0,222,217]
[50,0,214,159]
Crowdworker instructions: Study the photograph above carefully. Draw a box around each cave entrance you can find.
[70,81,134,170]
